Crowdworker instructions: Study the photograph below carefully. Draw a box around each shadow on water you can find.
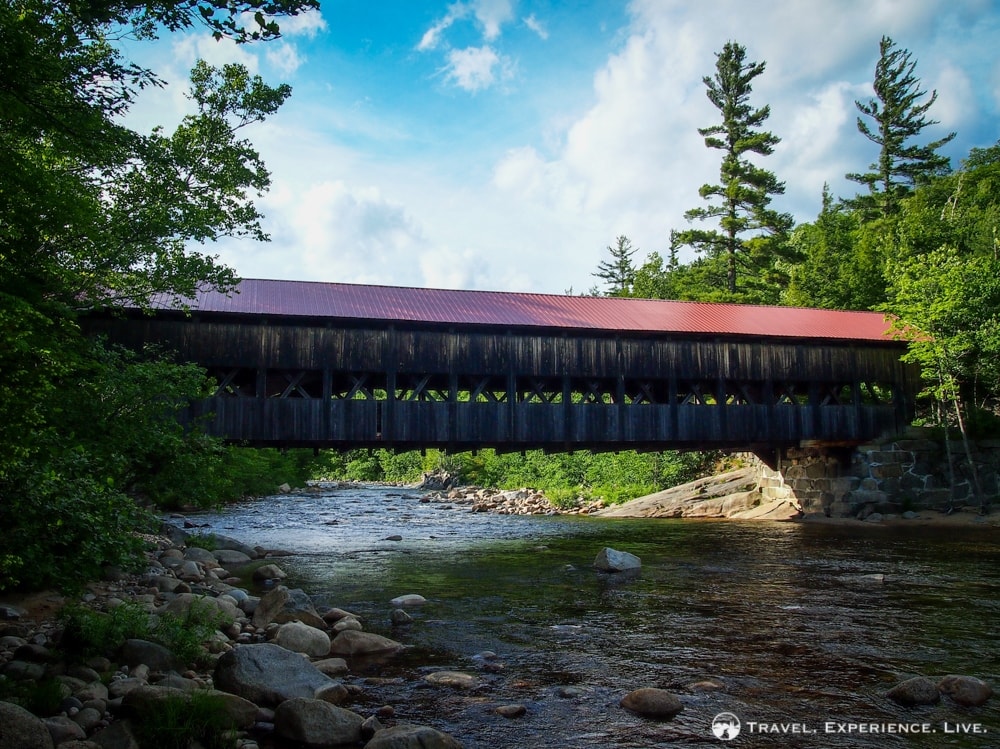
[193,486,1000,748]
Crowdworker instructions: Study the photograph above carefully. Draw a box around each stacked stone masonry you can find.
[753,427,1000,518]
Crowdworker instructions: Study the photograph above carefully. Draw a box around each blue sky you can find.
[127,0,1000,295]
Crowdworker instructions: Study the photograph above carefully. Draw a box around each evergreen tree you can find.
[673,41,794,299]
[592,235,637,296]
[846,35,956,218]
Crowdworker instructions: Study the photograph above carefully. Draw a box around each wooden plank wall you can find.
[87,314,915,450]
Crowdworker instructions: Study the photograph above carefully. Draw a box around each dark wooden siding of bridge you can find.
[86,311,916,451]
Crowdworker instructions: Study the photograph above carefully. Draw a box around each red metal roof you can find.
[156,279,897,343]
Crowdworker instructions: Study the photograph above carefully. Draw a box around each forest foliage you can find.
[2,12,998,592]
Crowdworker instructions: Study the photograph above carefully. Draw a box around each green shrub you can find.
[0,676,66,717]
[184,532,218,551]
[150,600,225,668]
[134,690,238,749]
[60,602,151,658]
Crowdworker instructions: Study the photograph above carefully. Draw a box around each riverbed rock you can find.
[214,549,253,567]
[274,621,331,658]
[620,688,683,719]
[593,547,641,573]
[119,639,177,672]
[313,658,349,677]
[160,592,239,626]
[389,594,426,607]
[495,704,527,718]
[0,701,54,749]
[424,671,479,689]
[329,630,403,657]
[253,563,287,582]
[273,697,363,746]
[937,675,993,706]
[213,643,335,707]
[252,586,290,628]
[886,676,940,706]
[365,724,464,749]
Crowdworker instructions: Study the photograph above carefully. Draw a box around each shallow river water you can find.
[190,484,1000,748]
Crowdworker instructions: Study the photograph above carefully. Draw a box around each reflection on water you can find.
[192,485,1000,748]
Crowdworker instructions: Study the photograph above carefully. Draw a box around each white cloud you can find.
[444,46,513,92]
[471,0,514,41]
[273,9,327,38]
[418,3,470,51]
[523,14,548,40]
[265,42,305,76]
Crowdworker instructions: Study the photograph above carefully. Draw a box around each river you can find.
[190,484,1000,748]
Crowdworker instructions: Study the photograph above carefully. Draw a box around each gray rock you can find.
[119,639,177,672]
[213,643,335,707]
[620,688,683,719]
[3,660,46,681]
[273,697,363,746]
[252,586,289,628]
[91,718,140,749]
[43,715,86,744]
[390,609,413,626]
[72,707,104,733]
[389,594,426,607]
[214,549,252,567]
[0,604,26,620]
[183,547,218,565]
[250,586,324,628]
[332,616,363,633]
[252,563,287,582]
[424,671,479,689]
[495,704,527,718]
[329,630,403,657]
[0,701,55,749]
[937,675,993,706]
[160,592,239,625]
[886,676,940,706]
[273,621,331,658]
[312,658,349,677]
[365,724,464,749]
[594,547,642,573]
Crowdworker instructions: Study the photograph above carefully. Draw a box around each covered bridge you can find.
[84,279,918,452]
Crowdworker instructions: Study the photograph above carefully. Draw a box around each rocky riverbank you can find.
[0,523,682,749]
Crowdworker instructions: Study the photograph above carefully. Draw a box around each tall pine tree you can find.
[846,35,955,218]
[592,235,638,296]
[673,41,793,300]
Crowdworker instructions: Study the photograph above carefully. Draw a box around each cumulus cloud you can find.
[265,42,305,76]
[418,0,517,91]
[471,0,514,41]
[444,46,514,92]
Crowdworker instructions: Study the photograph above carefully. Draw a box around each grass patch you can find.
[133,690,238,749]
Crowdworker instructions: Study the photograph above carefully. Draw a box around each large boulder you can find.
[273,697,363,746]
[0,701,55,749]
[253,587,325,629]
[329,630,402,657]
[214,643,335,707]
[365,724,464,749]
[160,593,239,626]
[122,685,257,730]
[119,639,177,672]
[593,548,641,573]
[274,621,331,658]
